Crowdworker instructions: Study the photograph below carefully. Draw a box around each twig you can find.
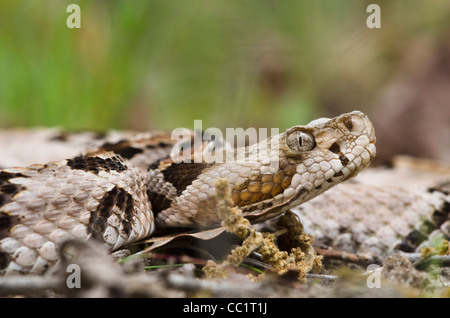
[314,247,378,265]
[165,271,269,297]
[0,276,62,296]
[305,273,337,283]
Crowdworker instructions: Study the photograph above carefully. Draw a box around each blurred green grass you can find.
[0,0,449,132]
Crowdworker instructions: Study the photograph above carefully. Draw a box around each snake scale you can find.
[0,110,448,276]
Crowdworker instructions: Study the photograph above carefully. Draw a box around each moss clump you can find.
[203,179,322,282]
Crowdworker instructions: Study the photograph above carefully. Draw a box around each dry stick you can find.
[0,276,62,296]
[314,247,378,265]
[165,271,270,297]
[305,273,337,283]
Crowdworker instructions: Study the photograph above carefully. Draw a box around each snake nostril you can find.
[343,118,353,131]
[329,142,340,154]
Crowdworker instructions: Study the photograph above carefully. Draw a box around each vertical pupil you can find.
[298,133,303,147]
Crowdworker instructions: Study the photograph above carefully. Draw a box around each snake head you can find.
[239,110,377,223]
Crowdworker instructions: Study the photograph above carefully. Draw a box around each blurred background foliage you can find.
[0,0,449,137]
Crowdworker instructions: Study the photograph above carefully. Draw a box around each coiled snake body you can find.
[0,111,446,275]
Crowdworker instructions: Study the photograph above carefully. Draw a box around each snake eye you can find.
[287,131,316,152]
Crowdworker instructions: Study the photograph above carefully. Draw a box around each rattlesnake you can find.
[0,111,448,276]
